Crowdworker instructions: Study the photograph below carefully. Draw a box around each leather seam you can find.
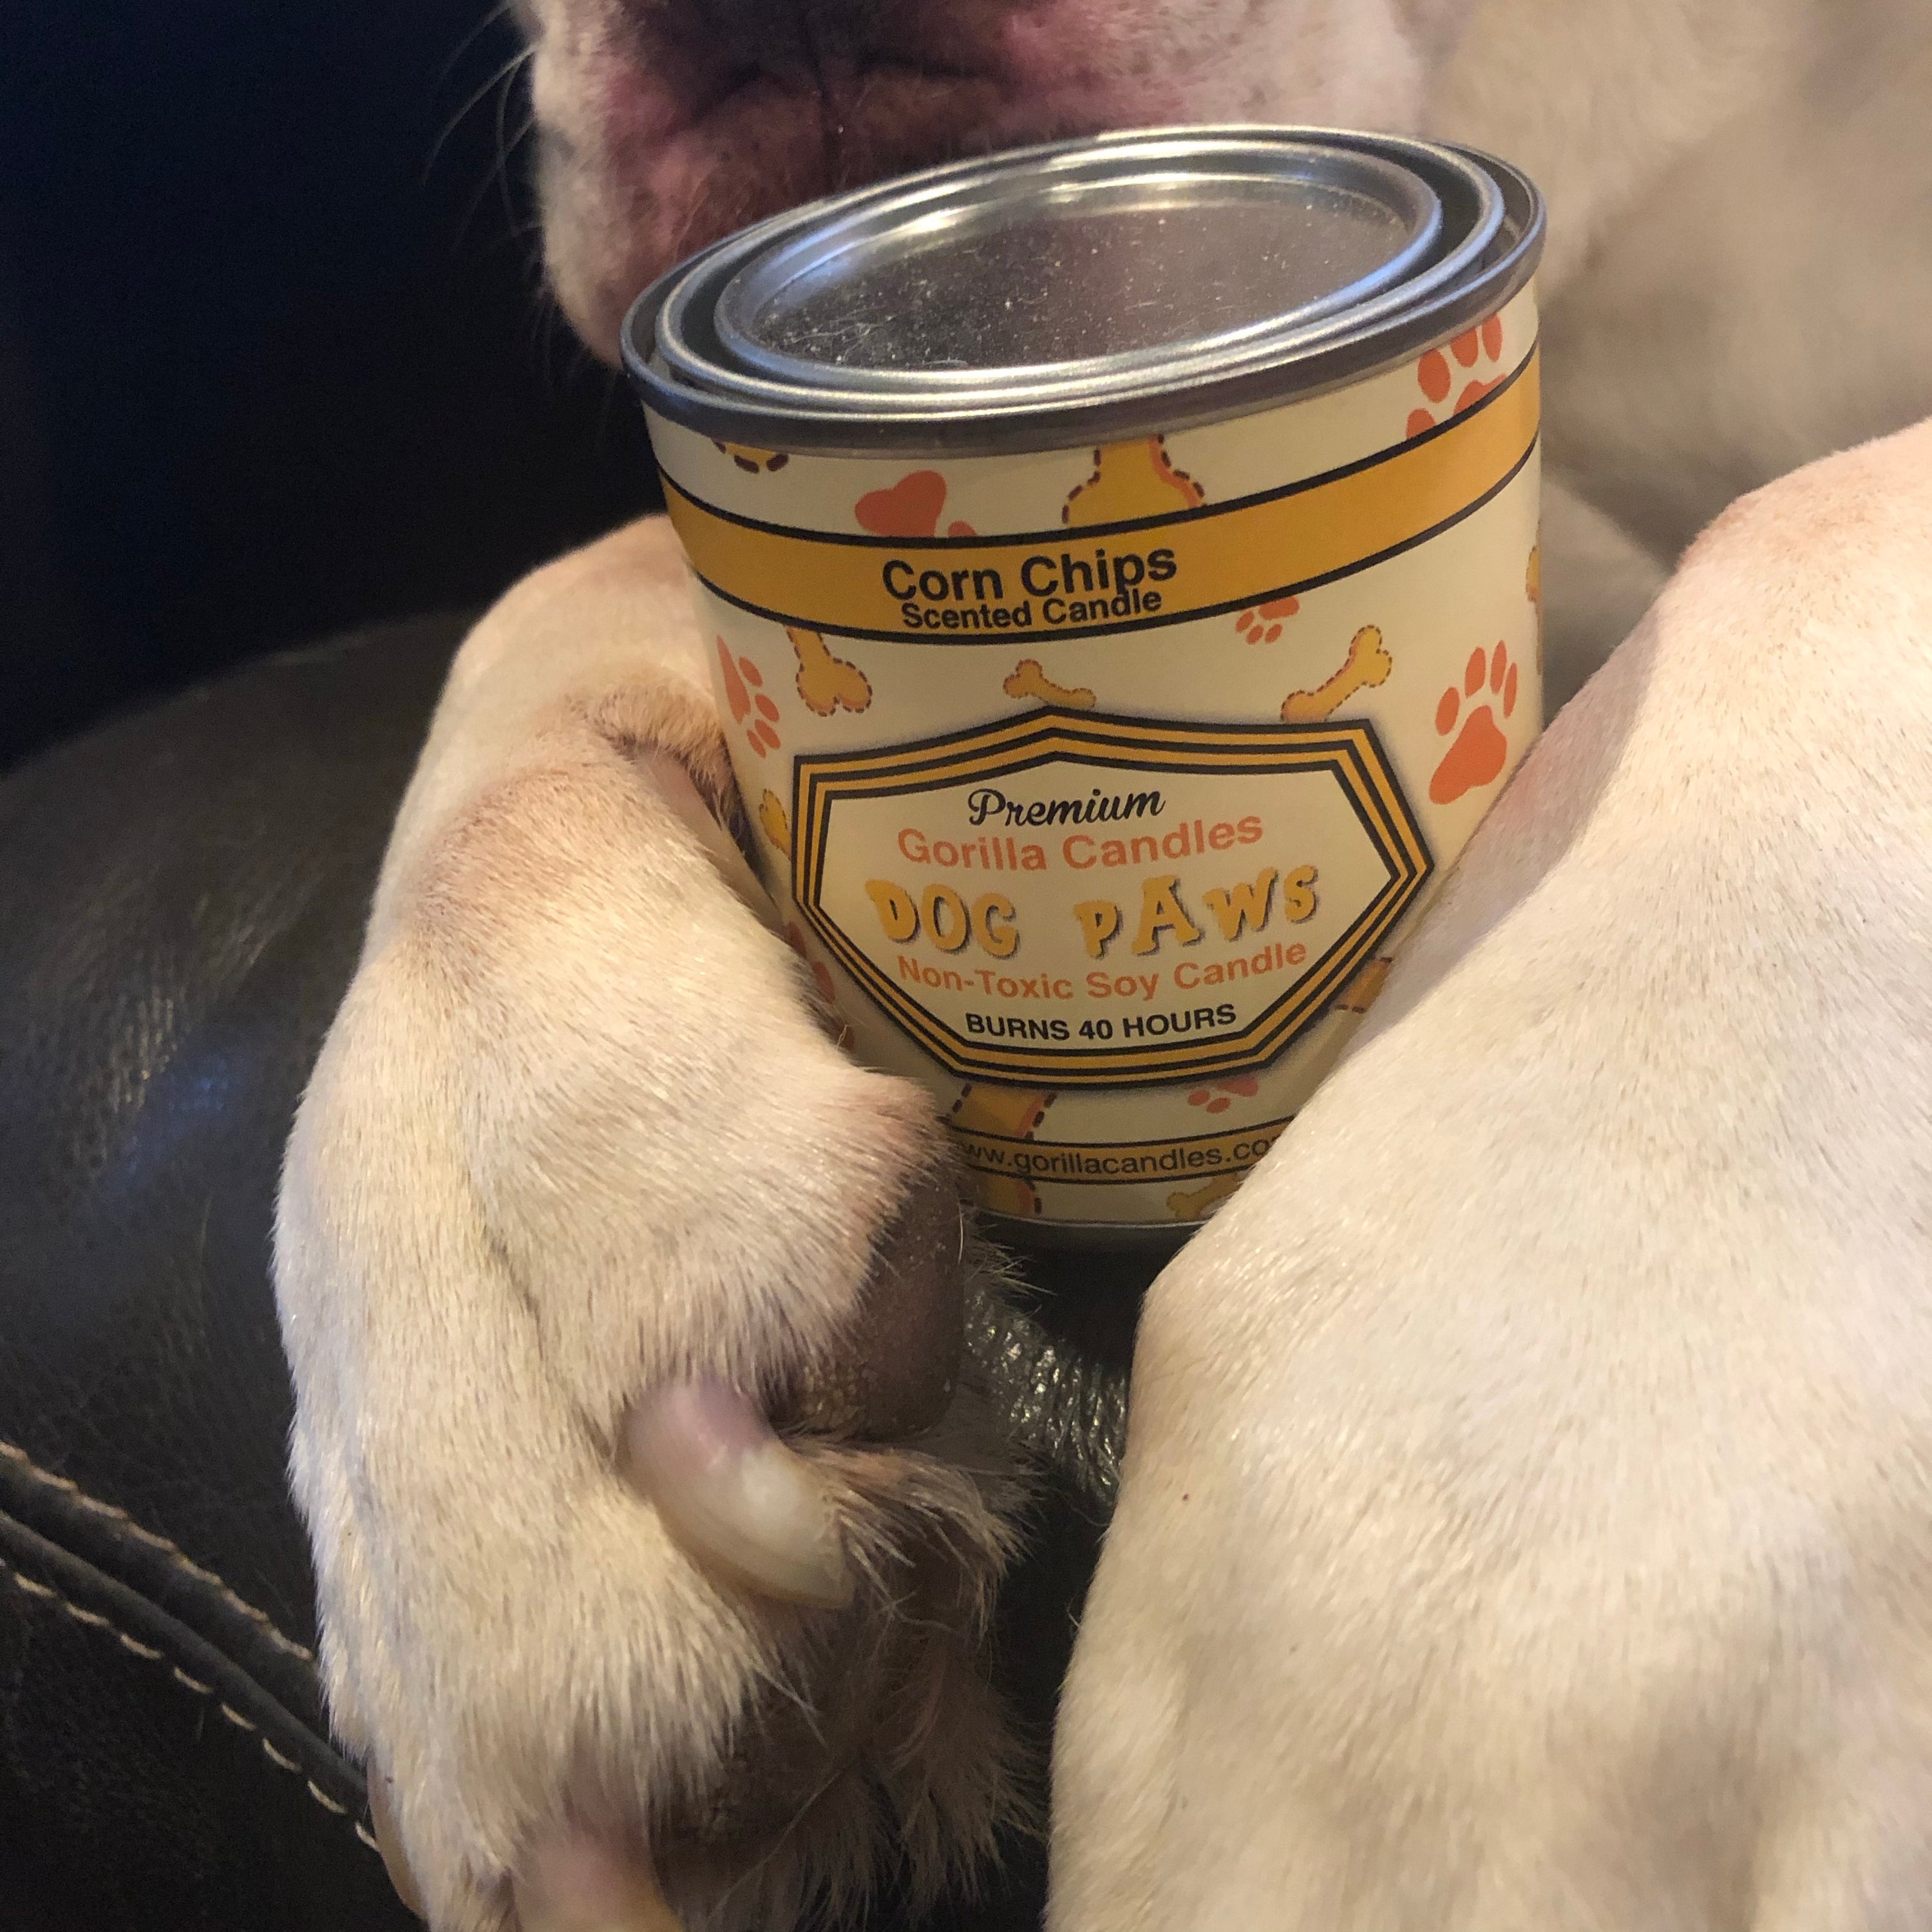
[0,1549,375,1847]
[0,1437,314,1662]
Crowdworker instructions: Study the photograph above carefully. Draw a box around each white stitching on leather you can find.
[0,1437,316,1661]
[1,1555,369,1845]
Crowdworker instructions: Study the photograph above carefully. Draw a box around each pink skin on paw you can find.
[514,1825,686,1932]
[632,1378,772,1463]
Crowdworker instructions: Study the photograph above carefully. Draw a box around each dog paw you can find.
[276,708,1024,1930]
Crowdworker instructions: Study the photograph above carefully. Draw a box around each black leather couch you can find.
[0,609,1142,1929]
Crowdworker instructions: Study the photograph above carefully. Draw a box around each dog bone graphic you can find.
[952,1083,1052,1139]
[1166,1171,1244,1220]
[712,439,790,473]
[788,627,872,716]
[757,790,790,856]
[1280,624,1394,723]
[1332,955,1394,1014]
[1003,658,1096,708]
[1061,435,1205,525]
[951,1084,1054,1220]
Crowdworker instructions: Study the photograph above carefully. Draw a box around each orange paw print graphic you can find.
[714,440,789,473]
[717,638,781,757]
[1063,436,1204,526]
[853,469,975,538]
[1429,641,1519,805]
[1186,1074,1259,1116]
[788,627,871,716]
[1235,596,1299,643]
[1408,314,1506,439]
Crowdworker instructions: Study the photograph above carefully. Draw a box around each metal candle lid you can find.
[624,126,1543,454]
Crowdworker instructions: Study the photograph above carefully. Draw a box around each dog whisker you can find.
[426,42,536,186]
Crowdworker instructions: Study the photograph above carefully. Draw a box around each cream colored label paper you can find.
[794,711,1429,1084]
[649,289,1543,1230]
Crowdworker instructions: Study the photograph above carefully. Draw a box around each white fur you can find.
[274,1,1932,1924]
[1437,0,1932,704]
[1052,412,1932,1932]
[277,523,1020,1929]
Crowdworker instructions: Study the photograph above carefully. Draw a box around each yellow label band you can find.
[664,350,1539,645]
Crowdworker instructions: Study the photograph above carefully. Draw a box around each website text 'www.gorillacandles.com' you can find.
[949,1121,1290,1184]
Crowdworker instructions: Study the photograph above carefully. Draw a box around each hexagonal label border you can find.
[792,708,1433,1085]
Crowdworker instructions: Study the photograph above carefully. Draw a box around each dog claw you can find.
[621,1379,853,1609]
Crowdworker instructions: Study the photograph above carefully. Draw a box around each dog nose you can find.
[683,0,889,77]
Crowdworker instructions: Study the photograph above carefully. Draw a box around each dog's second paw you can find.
[275,699,1025,1931]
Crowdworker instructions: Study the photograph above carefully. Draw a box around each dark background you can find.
[1,0,664,770]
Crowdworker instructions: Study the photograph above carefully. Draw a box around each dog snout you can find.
[678,0,893,80]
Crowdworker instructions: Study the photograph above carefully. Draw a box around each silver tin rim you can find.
[623,124,1544,456]
[703,140,1449,395]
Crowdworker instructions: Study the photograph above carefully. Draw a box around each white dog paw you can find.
[275,707,1025,1930]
